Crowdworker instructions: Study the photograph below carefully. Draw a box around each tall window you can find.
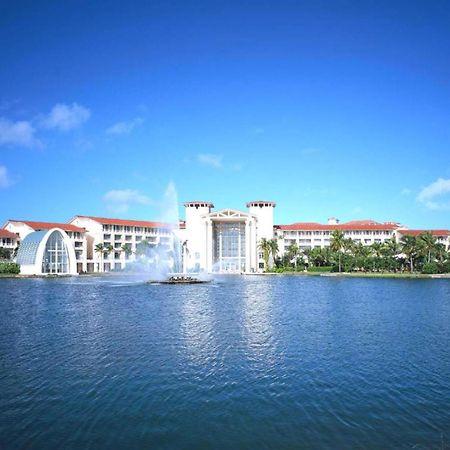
[213,222,246,272]
[42,231,69,274]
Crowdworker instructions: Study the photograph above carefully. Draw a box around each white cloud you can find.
[0,165,14,188]
[197,153,223,168]
[0,118,41,148]
[103,189,152,214]
[41,103,91,131]
[105,117,144,136]
[417,178,450,210]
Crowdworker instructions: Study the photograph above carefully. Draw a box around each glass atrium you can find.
[213,222,246,272]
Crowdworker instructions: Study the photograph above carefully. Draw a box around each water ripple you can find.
[0,276,450,449]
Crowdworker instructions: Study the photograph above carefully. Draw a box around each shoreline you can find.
[245,271,450,279]
[1,272,450,280]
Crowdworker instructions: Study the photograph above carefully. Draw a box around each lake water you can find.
[1,275,450,449]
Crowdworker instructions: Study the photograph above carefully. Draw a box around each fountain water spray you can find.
[124,181,210,283]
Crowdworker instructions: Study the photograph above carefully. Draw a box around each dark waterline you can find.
[1,276,450,449]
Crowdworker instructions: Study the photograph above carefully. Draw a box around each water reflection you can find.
[241,278,279,371]
[180,287,217,367]
[1,277,450,449]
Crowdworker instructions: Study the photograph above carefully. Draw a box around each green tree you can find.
[418,231,437,264]
[370,241,384,271]
[121,243,133,258]
[434,243,447,264]
[94,243,105,272]
[258,238,271,271]
[0,247,11,260]
[269,238,279,268]
[353,242,370,258]
[286,242,299,268]
[136,240,152,256]
[330,230,346,272]
[383,237,399,257]
[400,235,418,272]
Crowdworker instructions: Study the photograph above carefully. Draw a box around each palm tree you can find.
[370,241,384,271]
[400,235,417,272]
[269,238,279,268]
[343,238,355,256]
[371,242,384,258]
[121,243,133,259]
[94,243,105,272]
[12,242,20,259]
[136,239,151,257]
[353,242,370,258]
[330,230,346,272]
[287,242,299,268]
[383,237,399,257]
[434,243,447,264]
[258,238,271,271]
[418,231,436,264]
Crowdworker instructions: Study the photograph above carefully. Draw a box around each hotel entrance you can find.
[213,222,246,273]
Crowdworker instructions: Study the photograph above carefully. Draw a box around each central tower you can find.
[184,201,214,272]
[247,201,276,270]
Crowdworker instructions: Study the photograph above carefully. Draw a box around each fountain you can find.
[144,182,211,284]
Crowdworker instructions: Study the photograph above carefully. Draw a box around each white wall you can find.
[184,204,211,272]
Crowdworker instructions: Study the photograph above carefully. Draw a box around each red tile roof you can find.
[74,216,171,228]
[397,229,450,237]
[278,221,399,231]
[8,220,85,233]
[0,229,19,239]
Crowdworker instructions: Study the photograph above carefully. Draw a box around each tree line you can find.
[259,230,450,274]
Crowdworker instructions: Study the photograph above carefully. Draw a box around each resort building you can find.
[3,220,87,273]
[179,201,275,273]
[276,219,401,252]
[396,229,450,250]
[15,228,78,276]
[68,216,173,273]
[1,205,449,275]
[0,229,20,255]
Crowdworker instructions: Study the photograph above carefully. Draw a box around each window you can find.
[213,221,246,272]
[42,230,69,274]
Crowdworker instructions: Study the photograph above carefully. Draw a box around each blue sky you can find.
[1,0,450,228]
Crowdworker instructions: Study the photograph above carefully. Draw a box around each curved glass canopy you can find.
[42,230,70,274]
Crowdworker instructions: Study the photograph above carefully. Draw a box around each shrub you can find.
[422,262,439,274]
[0,262,20,274]
[441,261,450,274]
[307,266,333,273]
[0,247,11,259]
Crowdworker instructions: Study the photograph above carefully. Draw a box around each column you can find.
[245,220,251,273]
[206,220,213,273]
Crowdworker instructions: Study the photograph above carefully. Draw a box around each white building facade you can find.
[15,228,78,276]
[69,216,173,272]
[276,219,450,254]
[2,208,449,275]
[0,229,19,255]
[277,219,401,253]
[181,201,275,273]
[4,220,87,272]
